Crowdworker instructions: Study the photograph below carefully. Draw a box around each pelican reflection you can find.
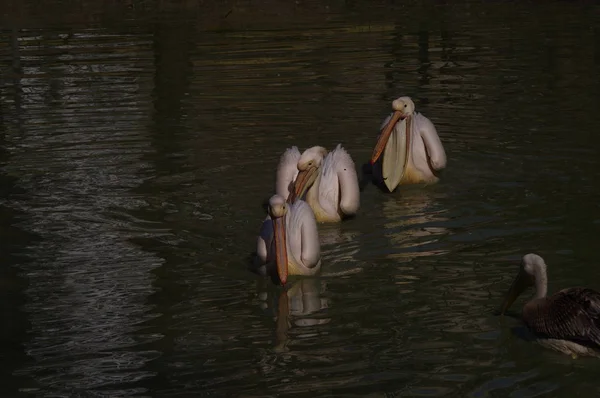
[380,189,449,260]
[256,278,330,352]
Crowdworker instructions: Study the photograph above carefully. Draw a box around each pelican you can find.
[371,96,447,192]
[255,194,321,285]
[500,253,600,358]
[276,144,360,223]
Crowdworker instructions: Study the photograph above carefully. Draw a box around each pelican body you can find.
[500,253,600,358]
[371,96,447,192]
[276,144,360,223]
[255,195,321,285]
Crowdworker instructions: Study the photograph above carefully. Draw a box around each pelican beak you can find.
[371,110,404,164]
[500,269,531,315]
[289,166,318,203]
[273,216,288,285]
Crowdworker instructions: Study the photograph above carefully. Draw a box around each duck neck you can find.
[534,269,548,299]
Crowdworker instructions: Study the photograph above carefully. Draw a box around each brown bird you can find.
[500,253,600,358]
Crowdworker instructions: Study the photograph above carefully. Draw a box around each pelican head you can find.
[267,194,290,285]
[371,96,416,164]
[289,146,327,202]
[500,253,547,315]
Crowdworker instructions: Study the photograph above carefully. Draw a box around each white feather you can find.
[413,112,446,170]
[286,199,320,269]
[255,214,273,275]
[316,144,359,217]
[276,146,301,200]
[254,199,320,275]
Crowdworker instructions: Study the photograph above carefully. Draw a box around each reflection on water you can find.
[380,188,450,260]
[1,1,600,396]
[1,27,165,396]
[256,278,330,353]
[319,224,364,279]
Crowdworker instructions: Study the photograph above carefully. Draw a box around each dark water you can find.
[1,1,600,396]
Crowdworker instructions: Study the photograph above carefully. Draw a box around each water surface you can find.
[2,1,600,396]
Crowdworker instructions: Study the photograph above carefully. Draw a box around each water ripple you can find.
[2,27,166,395]
[2,2,600,396]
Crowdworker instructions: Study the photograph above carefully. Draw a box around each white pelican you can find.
[255,194,321,285]
[371,96,447,192]
[500,253,600,358]
[276,144,360,223]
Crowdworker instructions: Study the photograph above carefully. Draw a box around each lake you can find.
[1,0,600,396]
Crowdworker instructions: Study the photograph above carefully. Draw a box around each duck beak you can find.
[273,216,288,285]
[500,270,530,315]
[288,166,318,203]
[371,110,404,164]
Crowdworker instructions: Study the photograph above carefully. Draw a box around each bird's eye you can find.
[404,104,407,108]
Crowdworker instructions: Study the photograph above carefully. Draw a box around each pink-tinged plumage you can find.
[276,144,360,223]
[254,194,321,285]
[372,96,447,192]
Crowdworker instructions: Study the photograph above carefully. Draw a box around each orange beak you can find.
[273,216,288,285]
[288,166,318,203]
[371,110,404,164]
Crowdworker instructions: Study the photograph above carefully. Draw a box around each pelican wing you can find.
[256,215,274,264]
[526,287,600,348]
[288,200,320,269]
[318,144,360,216]
[252,215,275,276]
[276,146,301,200]
[415,113,446,171]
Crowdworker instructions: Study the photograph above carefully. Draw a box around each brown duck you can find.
[500,253,600,358]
